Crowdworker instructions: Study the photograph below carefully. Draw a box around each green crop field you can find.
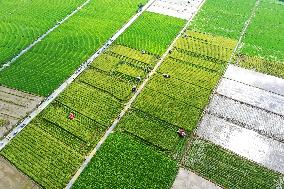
[190,0,256,39]
[0,0,283,189]
[0,123,84,189]
[117,12,185,55]
[0,0,148,96]
[0,0,86,65]
[237,0,284,78]
[0,43,159,188]
[133,30,237,132]
[72,132,178,189]
[118,109,185,156]
[186,138,283,189]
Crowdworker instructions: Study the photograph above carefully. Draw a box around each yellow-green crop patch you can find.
[118,109,186,156]
[0,0,148,96]
[0,124,84,189]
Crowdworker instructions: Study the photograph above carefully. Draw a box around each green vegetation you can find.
[238,55,284,79]
[237,0,284,78]
[118,110,185,155]
[0,0,147,96]
[57,82,123,126]
[0,45,158,188]
[72,132,178,189]
[134,87,202,131]
[0,119,8,127]
[134,31,236,132]
[78,69,133,101]
[110,45,157,66]
[241,0,284,62]
[186,139,284,189]
[190,0,256,39]
[117,12,185,55]
[0,124,84,189]
[0,0,86,65]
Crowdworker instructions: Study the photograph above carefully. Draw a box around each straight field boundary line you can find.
[0,0,93,72]
[193,0,261,136]
[0,0,156,151]
[179,0,260,181]
[65,1,206,188]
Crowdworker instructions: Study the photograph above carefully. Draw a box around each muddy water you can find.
[224,65,284,96]
[0,157,39,189]
[172,168,221,189]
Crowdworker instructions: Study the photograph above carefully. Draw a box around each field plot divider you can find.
[0,0,93,72]
[233,0,260,66]
[65,1,207,188]
[191,0,261,137]
[0,0,157,151]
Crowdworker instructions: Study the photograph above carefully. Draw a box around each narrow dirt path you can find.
[0,0,156,151]
[65,1,206,188]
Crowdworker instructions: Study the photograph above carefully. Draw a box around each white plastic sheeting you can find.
[172,168,221,189]
[217,78,284,116]
[147,0,204,20]
[197,114,284,174]
[224,65,284,96]
[197,65,284,173]
[208,95,284,142]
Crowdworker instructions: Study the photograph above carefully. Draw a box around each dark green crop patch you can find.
[72,132,179,189]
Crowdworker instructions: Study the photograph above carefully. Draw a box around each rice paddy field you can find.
[0,0,283,189]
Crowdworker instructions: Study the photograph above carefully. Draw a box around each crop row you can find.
[0,0,148,96]
[117,12,185,56]
[78,69,133,101]
[57,81,123,126]
[175,34,235,62]
[237,55,284,79]
[190,0,257,39]
[42,103,104,145]
[158,57,221,90]
[108,45,158,66]
[237,0,284,78]
[240,0,284,63]
[72,132,179,189]
[186,138,283,189]
[0,123,83,189]
[0,0,86,65]
[134,87,202,131]
[0,42,160,188]
[118,109,186,156]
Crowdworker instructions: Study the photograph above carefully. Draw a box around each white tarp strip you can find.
[172,168,221,189]
[224,65,284,96]
[147,0,204,20]
[197,114,284,174]
[217,78,284,116]
[208,94,284,142]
